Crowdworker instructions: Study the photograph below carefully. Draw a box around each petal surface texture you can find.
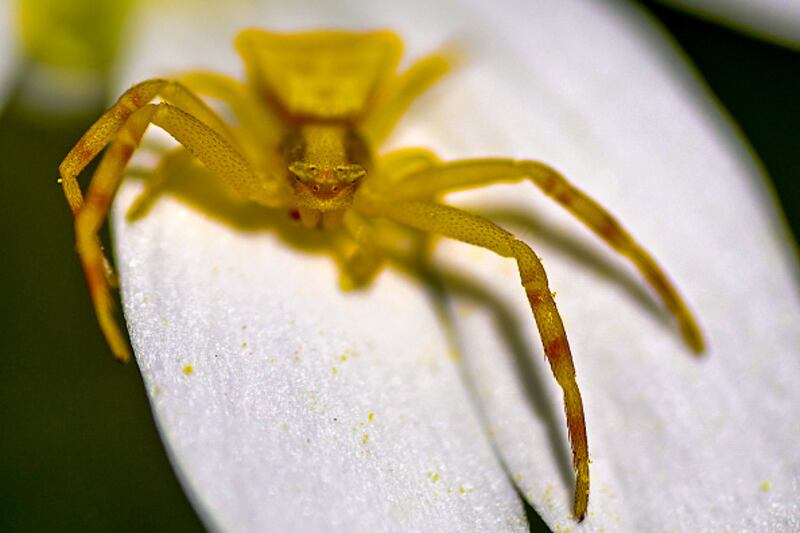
[114,179,526,532]
[113,0,800,531]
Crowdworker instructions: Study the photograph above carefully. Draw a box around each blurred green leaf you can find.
[18,0,135,74]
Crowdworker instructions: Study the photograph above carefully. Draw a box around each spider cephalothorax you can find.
[59,28,705,521]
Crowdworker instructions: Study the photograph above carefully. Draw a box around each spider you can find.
[59,28,704,521]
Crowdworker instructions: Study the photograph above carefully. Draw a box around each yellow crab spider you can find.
[59,28,705,521]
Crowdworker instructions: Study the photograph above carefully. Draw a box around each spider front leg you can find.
[73,109,154,362]
[64,99,278,362]
[177,71,283,165]
[360,51,452,147]
[59,78,241,214]
[387,158,705,353]
[357,195,590,520]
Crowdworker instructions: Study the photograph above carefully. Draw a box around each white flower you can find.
[111,0,800,530]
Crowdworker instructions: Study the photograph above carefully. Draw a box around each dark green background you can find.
[1,3,797,531]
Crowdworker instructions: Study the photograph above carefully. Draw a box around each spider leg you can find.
[386,158,704,353]
[58,77,276,213]
[360,51,452,146]
[338,210,385,289]
[74,108,154,362]
[178,70,283,162]
[364,147,440,195]
[358,195,590,520]
[68,99,284,361]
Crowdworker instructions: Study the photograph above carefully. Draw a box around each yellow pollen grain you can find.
[182,364,193,375]
[459,487,465,495]
[761,481,770,492]
[332,367,338,375]
[242,341,248,348]
[368,412,375,422]
[362,434,369,443]
[340,354,347,361]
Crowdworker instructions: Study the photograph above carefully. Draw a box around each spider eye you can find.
[289,161,316,183]
[335,164,366,184]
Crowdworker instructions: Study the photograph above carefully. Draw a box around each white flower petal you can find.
[111,0,799,531]
[660,0,800,49]
[415,1,798,530]
[116,4,547,531]
[113,181,526,531]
